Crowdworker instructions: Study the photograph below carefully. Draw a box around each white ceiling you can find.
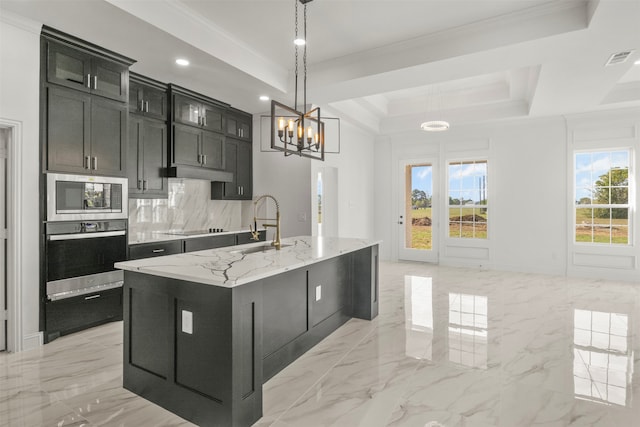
[2,0,639,135]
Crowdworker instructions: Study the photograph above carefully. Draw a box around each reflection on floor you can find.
[2,261,640,426]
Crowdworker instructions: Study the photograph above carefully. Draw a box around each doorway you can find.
[398,159,438,262]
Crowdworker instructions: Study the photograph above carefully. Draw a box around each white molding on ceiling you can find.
[104,0,288,92]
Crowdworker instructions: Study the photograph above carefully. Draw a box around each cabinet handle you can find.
[197,116,201,126]
[137,179,142,189]
[139,100,144,112]
[143,180,148,190]
[92,156,98,170]
[85,156,91,169]
[86,74,91,88]
[145,101,149,113]
[85,294,100,300]
[152,248,165,253]
[197,154,202,164]
[203,116,207,127]
[202,154,207,165]
[93,75,97,90]
[238,186,241,195]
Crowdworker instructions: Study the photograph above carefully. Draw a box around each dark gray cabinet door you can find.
[92,57,128,102]
[142,120,167,196]
[130,81,167,120]
[173,123,202,167]
[237,140,252,199]
[46,41,92,93]
[91,96,127,176]
[128,116,144,194]
[201,131,224,170]
[201,103,225,133]
[225,112,252,141]
[223,139,239,198]
[183,234,236,252]
[46,86,91,174]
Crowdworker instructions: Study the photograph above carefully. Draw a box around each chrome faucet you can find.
[251,194,281,249]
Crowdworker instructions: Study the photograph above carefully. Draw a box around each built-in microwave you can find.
[46,173,128,221]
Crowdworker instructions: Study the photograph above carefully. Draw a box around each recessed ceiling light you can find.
[259,95,270,101]
[635,59,640,65]
[175,58,190,66]
[293,38,306,46]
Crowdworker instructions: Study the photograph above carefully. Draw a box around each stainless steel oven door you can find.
[45,220,127,300]
[46,173,128,221]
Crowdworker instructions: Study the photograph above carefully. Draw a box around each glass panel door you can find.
[399,160,438,262]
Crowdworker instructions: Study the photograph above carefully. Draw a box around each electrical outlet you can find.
[315,285,322,301]
[182,310,193,334]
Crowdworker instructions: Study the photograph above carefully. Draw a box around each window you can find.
[574,150,630,244]
[448,160,488,239]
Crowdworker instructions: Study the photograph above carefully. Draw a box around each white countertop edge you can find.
[128,228,267,245]
[116,236,381,288]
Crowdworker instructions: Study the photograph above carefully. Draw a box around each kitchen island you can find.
[115,236,379,427]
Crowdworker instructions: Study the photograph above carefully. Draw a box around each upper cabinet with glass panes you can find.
[44,37,131,102]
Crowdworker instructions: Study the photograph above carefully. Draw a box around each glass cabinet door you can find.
[46,41,92,92]
[92,57,127,102]
[173,94,201,127]
[201,103,224,133]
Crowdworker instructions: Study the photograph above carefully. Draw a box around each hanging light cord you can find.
[294,0,299,112]
[303,2,307,112]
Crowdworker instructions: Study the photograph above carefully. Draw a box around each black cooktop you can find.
[165,229,226,236]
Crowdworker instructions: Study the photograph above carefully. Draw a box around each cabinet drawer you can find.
[184,234,236,252]
[129,240,183,260]
[45,287,122,339]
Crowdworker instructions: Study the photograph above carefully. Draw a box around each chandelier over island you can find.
[271,0,325,161]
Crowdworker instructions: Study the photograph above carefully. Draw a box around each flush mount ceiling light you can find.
[175,58,190,66]
[421,120,450,132]
[271,0,326,161]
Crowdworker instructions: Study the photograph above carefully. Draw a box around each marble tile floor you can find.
[2,261,640,426]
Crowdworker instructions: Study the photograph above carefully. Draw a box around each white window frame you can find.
[573,148,632,246]
[446,158,489,240]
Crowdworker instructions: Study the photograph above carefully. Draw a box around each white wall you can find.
[311,120,376,240]
[253,116,312,239]
[0,13,42,350]
[375,109,640,280]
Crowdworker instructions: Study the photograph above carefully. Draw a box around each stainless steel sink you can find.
[233,244,292,255]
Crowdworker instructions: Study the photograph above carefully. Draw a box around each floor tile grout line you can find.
[265,322,379,426]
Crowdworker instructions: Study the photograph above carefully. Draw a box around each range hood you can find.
[167,166,233,182]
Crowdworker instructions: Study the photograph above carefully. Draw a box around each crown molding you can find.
[0,9,42,34]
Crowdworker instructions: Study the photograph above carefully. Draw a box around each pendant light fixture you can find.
[271,0,325,161]
[420,84,450,132]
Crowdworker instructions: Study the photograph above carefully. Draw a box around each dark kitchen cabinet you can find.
[128,116,167,198]
[46,86,127,176]
[225,109,252,141]
[172,92,225,133]
[129,73,168,121]
[129,240,183,260]
[45,39,129,102]
[211,138,252,200]
[172,124,224,170]
[183,234,236,252]
[41,27,134,176]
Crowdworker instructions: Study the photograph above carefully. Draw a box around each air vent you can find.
[605,50,635,66]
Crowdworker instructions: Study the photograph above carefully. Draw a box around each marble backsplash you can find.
[129,179,253,235]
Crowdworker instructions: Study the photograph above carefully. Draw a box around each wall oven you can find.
[44,174,128,341]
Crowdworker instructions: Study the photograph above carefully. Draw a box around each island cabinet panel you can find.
[262,269,308,358]
[175,298,231,401]
[351,245,379,321]
[129,288,169,378]
[123,271,263,427]
[309,256,351,327]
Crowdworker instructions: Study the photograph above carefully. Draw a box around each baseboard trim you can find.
[22,332,43,351]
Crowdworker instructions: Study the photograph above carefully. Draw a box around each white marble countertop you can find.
[115,236,380,288]
[128,227,263,245]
